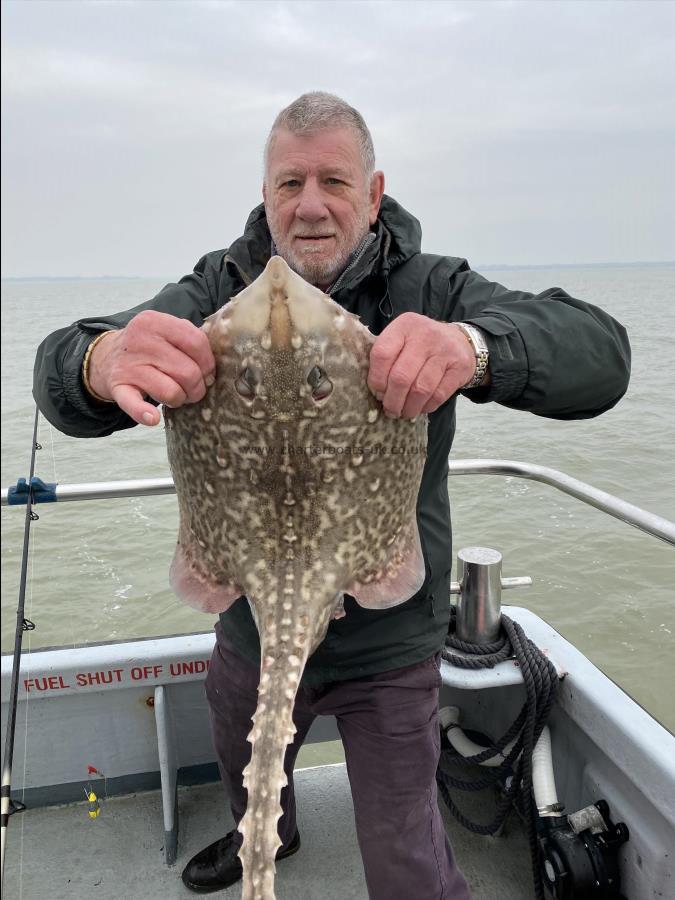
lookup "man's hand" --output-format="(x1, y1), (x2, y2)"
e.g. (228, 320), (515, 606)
(367, 313), (483, 419)
(87, 310), (216, 426)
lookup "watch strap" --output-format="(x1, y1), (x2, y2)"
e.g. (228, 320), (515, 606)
(454, 322), (489, 390)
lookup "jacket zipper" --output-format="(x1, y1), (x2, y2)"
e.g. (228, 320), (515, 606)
(327, 232), (377, 296)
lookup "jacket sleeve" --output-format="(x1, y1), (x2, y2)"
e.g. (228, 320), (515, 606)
(32, 252), (224, 438)
(442, 262), (631, 420)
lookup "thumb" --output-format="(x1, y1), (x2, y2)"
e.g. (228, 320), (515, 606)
(111, 384), (161, 426)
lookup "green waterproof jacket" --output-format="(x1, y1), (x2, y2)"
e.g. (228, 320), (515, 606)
(33, 195), (631, 684)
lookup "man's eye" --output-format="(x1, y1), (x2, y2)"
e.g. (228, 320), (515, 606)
(326, 178), (343, 186)
(282, 179), (300, 188)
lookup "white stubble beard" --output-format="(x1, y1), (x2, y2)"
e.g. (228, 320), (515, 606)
(268, 211), (370, 289)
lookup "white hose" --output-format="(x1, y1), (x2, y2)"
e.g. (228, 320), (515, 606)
(439, 706), (517, 768)
(532, 725), (560, 816)
(439, 709), (561, 817)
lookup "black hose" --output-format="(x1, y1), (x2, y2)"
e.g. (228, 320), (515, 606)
(437, 607), (559, 900)
(1, 407), (40, 886)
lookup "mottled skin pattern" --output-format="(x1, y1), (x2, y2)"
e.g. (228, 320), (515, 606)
(165, 257), (427, 900)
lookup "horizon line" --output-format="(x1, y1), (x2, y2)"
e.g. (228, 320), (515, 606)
(2, 260), (674, 282)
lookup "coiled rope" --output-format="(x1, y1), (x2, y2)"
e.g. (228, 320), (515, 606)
(436, 607), (559, 900)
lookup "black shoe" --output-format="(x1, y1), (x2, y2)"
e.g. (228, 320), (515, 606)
(181, 829), (301, 893)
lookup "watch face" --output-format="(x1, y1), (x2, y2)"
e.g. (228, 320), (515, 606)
(467, 325), (488, 351)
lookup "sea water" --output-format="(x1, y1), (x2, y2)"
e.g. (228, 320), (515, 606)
(1, 264), (674, 729)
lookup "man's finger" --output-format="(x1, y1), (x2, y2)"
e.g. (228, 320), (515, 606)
(111, 367), (190, 424)
(136, 367), (189, 409)
(167, 322), (216, 380)
(420, 368), (464, 414)
(367, 326), (406, 396)
(112, 384), (161, 426)
(153, 344), (209, 404)
(381, 345), (426, 418)
(400, 359), (445, 419)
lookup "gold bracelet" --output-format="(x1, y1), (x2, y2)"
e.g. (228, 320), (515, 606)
(82, 331), (116, 403)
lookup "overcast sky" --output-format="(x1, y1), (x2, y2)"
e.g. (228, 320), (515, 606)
(1, 0), (673, 278)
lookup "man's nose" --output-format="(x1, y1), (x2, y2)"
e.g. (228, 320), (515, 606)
(295, 180), (329, 223)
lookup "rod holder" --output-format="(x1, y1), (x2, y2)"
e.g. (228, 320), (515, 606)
(450, 548), (533, 644)
(454, 547), (503, 644)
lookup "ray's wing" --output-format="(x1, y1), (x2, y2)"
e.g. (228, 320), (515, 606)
(169, 541), (242, 614)
(346, 515), (426, 608)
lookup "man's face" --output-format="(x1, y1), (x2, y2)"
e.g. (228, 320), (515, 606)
(263, 126), (384, 289)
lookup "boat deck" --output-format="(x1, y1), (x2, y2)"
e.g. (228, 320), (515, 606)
(3, 763), (534, 900)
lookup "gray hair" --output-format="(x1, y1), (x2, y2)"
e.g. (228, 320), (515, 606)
(264, 92), (376, 180)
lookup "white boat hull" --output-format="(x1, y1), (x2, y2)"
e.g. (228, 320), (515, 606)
(2, 606), (673, 898)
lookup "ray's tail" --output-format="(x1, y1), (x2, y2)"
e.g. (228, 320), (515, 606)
(239, 642), (308, 900)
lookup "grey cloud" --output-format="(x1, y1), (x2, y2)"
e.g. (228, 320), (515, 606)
(1, 0), (673, 277)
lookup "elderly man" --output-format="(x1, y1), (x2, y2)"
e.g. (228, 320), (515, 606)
(34, 92), (630, 899)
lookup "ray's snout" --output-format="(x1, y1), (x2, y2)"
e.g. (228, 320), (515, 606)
(225, 254), (338, 348)
(265, 259), (293, 349)
(265, 255), (290, 288)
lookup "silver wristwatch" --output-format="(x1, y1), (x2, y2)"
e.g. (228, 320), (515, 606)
(454, 322), (489, 389)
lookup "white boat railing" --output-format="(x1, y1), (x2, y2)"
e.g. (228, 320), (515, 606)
(2, 459), (674, 546)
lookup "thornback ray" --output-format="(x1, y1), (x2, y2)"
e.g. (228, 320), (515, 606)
(164, 255), (427, 900)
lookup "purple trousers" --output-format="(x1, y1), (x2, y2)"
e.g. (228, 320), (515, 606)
(204, 624), (472, 900)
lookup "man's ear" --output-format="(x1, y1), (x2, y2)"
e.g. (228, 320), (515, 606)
(368, 171), (385, 225)
(262, 182), (268, 205)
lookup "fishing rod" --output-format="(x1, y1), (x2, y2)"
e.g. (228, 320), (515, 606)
(1, 406), (40, 888)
